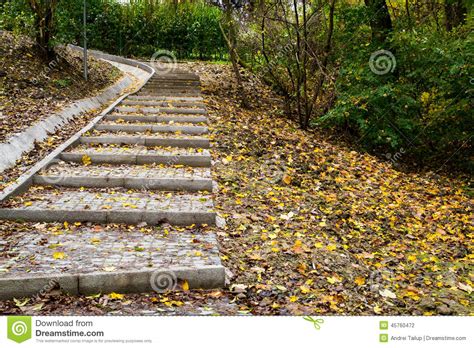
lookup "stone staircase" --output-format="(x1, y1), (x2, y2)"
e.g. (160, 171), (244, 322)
(0, 68), (225, 298)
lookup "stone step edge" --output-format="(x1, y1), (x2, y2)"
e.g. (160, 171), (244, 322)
(127, 95), (203, 101)
(0, 265), (225, 300)
(0, 73), (156, 202)
(121, 101), (206, 108)
(115, 107), (206, 115)
(33, 175), (213, 191)
(0, 208), (217, 226)
(60, 152), (211, 167)
(94, 124), (208, 135)
(137, 93), (202, 97)
(80, 136), (210, 148)
(105, 114), (208, 123)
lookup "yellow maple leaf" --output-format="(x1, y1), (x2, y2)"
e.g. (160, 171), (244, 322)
(90, 238), (101, 245)
(299, 285), (311, 294)
(53, 252), (65, 260)
(82, 154), (92, 166)
(109, 292), (124, 300)
(354, 276), (366, 286)
(327, 276), (340, 284)
(282, 174), (292, 185)
(374, 305), (383, 314)
(182, 280), (189, 291)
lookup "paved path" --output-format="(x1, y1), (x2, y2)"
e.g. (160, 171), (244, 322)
(0, 68), (225, 299)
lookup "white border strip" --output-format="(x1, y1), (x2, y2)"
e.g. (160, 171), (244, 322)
(0, 52), (155, 201)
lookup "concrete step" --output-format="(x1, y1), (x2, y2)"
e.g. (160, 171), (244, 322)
(120, 100), (206, 108)
(34, 163), (213, 191)
(146, 80), (201, 85)
(80, 135), (210, 148)
(149, 76), (199, 81)
(0, 188), (216, 225)
(127, 95), (203, 102)
(0, 226), (224, 299)
(141, 86), (201, 92)
(137, 91), (201, 97)
(105, 114), (208, 124)
(145, 86), (201, 92)
(94, 123), (208, 135)
(60, 145), (211, 167)
(114, 106), (206, 115)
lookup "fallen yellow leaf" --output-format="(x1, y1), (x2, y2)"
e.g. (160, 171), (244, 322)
(53, 252), (65, 260)
(109, 292), (124, 300)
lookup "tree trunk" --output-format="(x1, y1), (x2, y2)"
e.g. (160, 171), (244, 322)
(445, 0), (467, 31)
(364, 0), (392, 43)
(28, 0), (58, 60)
(220, 0), (250, 108)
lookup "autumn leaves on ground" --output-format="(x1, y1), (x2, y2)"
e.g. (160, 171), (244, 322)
(0, 62), (472, 316)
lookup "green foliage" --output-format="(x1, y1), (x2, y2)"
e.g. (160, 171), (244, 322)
(316, 5), (473, 170)
(63, 0), (225, 59)
(0, 0), (34, 34)
(53, 78), (72, 88)
(0, 0), (226, 60)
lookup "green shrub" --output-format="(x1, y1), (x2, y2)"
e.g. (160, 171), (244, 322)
(0, 0), (226, 60)
(317, 5), (473, 171)
(0, 0), (34, 35)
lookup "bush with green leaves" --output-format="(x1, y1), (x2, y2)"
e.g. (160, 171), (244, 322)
(0, 0), (34, 34)
(0, 0), (226, 60)
(316, 5), (473, 171)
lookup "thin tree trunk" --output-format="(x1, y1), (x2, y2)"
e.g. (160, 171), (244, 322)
(28, 0), (58, 60)
(220, 0), (249, 108)
(307, 0), (336, 124)
(445, 0), (467, 31)
(364, 0), (393, 43)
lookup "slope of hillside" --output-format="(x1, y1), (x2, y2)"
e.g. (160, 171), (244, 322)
(0, 31), (122, 142)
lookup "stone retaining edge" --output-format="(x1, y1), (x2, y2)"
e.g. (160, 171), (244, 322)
(0, 51), (155, 202)
(0, 265), (225, 300)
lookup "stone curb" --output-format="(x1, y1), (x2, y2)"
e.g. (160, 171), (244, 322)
(0, 76), (132, 173)
(0, 266), (225, 300)
(0, 54), (155, 202)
